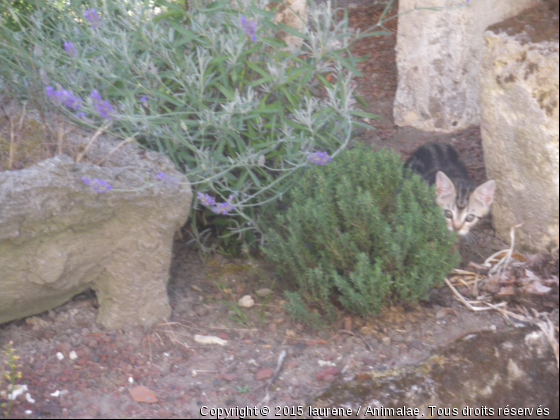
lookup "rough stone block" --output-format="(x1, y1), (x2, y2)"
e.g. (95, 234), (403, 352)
(0, 133), (192, 328)
(480, 2), (559, 252)
(394, 0), (539, 132)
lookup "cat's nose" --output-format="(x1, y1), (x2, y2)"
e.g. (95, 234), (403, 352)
(453, 222), (463, 232)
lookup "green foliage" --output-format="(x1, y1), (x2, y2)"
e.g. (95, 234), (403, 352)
(283, 291), (327, 330)
(237, 385), (250, 394)
(0, 0), (389, 253)
(0, 1), (37, 33)
(212, 278), (253, 327)
(263, 144), (460, 322)
(0, 341), (23, 419)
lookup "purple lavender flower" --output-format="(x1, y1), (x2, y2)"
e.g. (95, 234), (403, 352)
(94, 100), (115, 120)
(90, 89), (103, 102)
(84, 9), (101, 29)
(307, 151), (333, 166)
(64, 41), (77, 57)
(82, 177), (112, 194)
(140, 96), (148, 104)
(90, 89), (115, 120)
(211, 195), (236, 215)
(198, 192), (216, 207)
(46, 87), (82, 111)
(157, 172), (179, 186)
(240, 15), (258, 42)
(198, 193), (236, 215)
(92, 179), (112, 194)
(60, 89), (83, 110)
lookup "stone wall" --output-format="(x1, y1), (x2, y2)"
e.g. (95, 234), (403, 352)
(394, 0), (540, 133)
(480, 2), (559, 253)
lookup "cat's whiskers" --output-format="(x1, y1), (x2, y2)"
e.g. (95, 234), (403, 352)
(462, 230), (478, 246)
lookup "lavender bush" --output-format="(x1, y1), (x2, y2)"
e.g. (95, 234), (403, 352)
(0, 0), (390, 252)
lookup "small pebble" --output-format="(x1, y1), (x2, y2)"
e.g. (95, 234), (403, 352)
(238, 295), (255, 308)
(194, 335), (228, 346)
(255, 368), (274, 381)
(256, 288), (272, 297)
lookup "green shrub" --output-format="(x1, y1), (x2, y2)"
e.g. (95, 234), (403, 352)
(263, 144), (460, 321)
(0, 0), (391, 252)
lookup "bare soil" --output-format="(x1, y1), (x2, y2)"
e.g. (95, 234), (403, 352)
(1, 2), (558, 419)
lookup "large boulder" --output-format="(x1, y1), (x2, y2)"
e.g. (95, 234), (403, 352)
(309, 326), (559, 418)
(480, 2), (559, 253)
(0, 130), (192, 329)
(394, 0), (539, 132)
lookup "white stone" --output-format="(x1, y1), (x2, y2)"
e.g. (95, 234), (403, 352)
(194, 334), (228, 346)
(238, 295), (255, 308)
(8, 384), (28, 401)
(394, 0), (539, 132)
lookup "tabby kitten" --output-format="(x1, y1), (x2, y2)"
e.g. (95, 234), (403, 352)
(405, 143), (496, 237)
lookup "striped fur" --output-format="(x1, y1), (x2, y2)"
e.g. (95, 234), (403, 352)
(405, 143), (496, 236)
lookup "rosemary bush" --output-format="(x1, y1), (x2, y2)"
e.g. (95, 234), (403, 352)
(263, 144), (460, 322)
(0, 0), (383, 251)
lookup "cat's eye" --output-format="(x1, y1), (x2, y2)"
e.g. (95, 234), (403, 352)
(466, 214), (476, 222)
(444, 210), (453, 219)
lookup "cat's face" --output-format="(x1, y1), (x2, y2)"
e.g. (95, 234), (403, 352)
(435, 171), (496, 236)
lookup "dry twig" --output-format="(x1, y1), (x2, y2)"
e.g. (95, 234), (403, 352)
(258, 349), (287, 405)
(95, 135), (137, 166)
(334, 329), (373, 352)
(76, 122), (109, 163)
(446, 223), (559, 370)
(486, 223), (523, 275)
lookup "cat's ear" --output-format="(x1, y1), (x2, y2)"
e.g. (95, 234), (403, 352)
(473, 179), (496, 206)
(435, 171), (455, 198)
